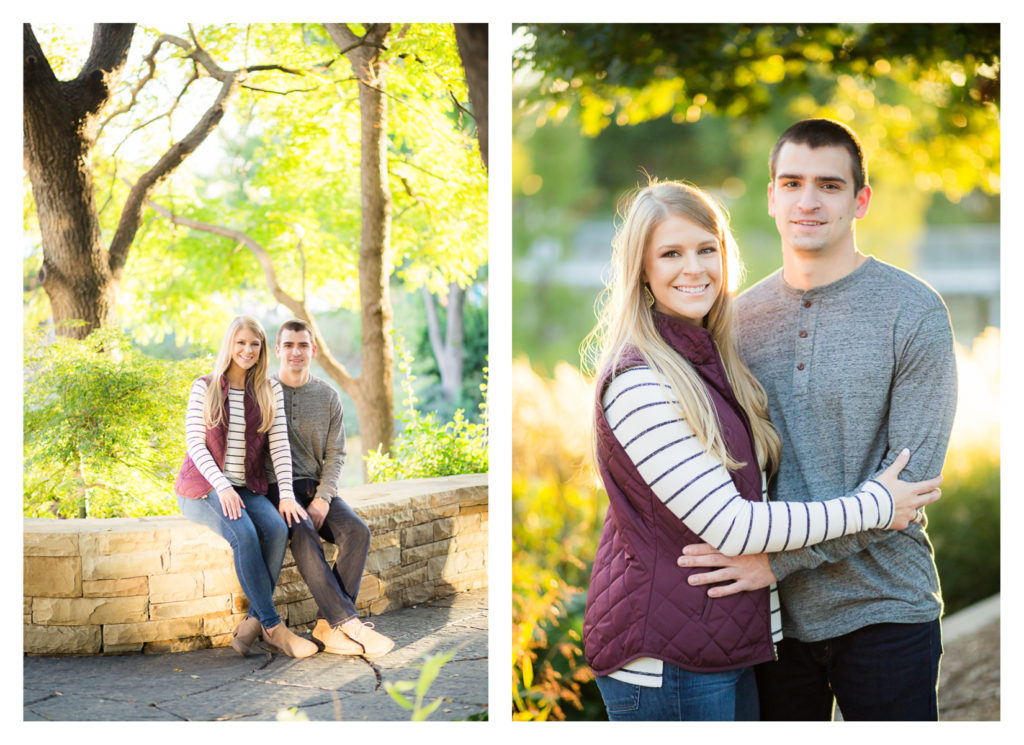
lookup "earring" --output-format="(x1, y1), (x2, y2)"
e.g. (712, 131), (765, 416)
(643, 284), (655, 307)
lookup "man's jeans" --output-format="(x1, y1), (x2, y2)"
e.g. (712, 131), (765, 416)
(755, 619), (943, 720)
(177, 488), (287, 628)
(595, 664), (758, 721)
(267, 479), (370, 627)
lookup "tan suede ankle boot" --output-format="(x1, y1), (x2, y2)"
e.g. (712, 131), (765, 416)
(262, 623), (318, 658)
(230, 616), (261, 656)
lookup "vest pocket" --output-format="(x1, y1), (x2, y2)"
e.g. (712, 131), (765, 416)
(700, 594), (714, 624)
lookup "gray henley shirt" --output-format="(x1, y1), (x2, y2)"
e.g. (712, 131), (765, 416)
(264, 373), (346, 503)
(735, 256), (957, 642)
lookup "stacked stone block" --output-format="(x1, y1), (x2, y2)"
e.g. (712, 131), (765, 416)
(24, 474), (487, 655)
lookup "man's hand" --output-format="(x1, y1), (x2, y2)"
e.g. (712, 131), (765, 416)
(306, 498), (328, 531)
(278, 498), (309, 528)
(677, 543), (777, 597)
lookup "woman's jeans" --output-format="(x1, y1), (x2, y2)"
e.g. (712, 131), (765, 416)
(595, 663), (759, 721)
(177, 488), (288, 629)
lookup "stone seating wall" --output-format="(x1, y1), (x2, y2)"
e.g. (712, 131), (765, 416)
(23, 474), (487, 655)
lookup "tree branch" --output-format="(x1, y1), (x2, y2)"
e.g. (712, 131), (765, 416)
(23, 25), (62, 110)
(98, 32), (163, 136)
(322, 23), (388, 56)
(448, 89), (475, 121)
(72, 24), (136, 118)
(107, 32), (341, 278)
(108, 67), (243, 278)
(240, 82), (322, 95)
(144, 198), (357, 390)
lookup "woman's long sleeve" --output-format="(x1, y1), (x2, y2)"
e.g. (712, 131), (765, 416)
(184, 379), (233, 495)
(603, 367), (894, 556)
(266, 380), (295, 501)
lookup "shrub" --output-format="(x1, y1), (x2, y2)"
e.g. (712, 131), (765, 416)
(23, 326), (210, 518)
(365, 342), (487, 481)
(926, 327), (1000, 614)
(511, 360), (605, 720)
(512, 477), (606, 721)
(927, 450), (999, 615)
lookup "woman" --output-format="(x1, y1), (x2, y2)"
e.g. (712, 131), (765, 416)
(580, 181), (942, 720)
(174, 315), (317, 658)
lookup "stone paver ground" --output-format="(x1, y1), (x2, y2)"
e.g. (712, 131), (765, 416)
(24, 589), (487, 722)
(938, 617), (999, 721)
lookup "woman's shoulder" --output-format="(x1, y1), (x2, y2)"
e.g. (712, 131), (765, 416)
(600, 344), (646, 379)
(603, 364), (659, 406)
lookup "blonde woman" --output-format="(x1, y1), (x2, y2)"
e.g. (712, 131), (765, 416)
(175, 315), (316, 658)
(580, 181), (942, 720)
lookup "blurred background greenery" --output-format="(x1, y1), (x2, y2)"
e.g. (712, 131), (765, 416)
(511, 23), (1000, 720)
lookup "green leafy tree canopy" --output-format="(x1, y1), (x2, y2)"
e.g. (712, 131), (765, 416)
(514, 23), (999, 200)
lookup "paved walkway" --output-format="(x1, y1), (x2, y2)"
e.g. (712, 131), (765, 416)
(24, 589), (487, 722)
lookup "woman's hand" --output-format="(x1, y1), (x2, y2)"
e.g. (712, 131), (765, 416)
(875, 448), (943, 530)
(219, 487), (245, 520)
(278, 498), (309, 527)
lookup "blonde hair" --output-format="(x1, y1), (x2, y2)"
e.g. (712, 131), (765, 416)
(581, 180), (781, 475)
(204, 315), (276, 434)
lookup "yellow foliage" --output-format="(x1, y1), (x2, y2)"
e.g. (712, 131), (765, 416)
(750, 54), (786, 84)
(511, 359), (595, 486)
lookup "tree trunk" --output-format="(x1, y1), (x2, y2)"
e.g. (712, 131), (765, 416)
(324, 23), (395, 459)
(24, 23), (134, 338)
(26, 24), (246, 339)
(454, 24), (488, 170)
(422, 283), (465, 405)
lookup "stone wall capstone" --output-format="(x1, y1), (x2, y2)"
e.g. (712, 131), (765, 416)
(24, 474), (487, 655)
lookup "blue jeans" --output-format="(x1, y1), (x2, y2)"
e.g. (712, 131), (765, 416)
(595, 663), (759, 721)
(755, 620), (943, 721)
(177, 488), (288, 629)
(268, 480), (370, 627)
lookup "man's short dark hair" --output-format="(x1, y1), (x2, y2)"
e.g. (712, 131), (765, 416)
(770, 118), (868, 195)
(276, 318), (314, 345)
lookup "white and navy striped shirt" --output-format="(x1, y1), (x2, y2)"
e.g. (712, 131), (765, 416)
(603, 366), (893, 687)
(185, 378), (295, 501)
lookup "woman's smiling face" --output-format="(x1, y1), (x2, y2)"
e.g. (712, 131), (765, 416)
(229, 326), (262, 374)
(642, 215), (723, 325)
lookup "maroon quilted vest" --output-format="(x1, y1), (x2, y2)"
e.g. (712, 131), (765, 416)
(583, 311), (775, 674)
(174, 374), (271, 499)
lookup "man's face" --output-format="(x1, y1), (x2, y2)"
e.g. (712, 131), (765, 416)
(276, 328), (316, 374)
(768, 142), (870, 257)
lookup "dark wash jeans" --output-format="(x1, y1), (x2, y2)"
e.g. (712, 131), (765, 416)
(267, 479), (370, 627)
(755, 619), (943, 721)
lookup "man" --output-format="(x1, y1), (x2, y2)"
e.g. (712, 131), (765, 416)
(265, 318), (394, 657)
(678, 119), (956, 720)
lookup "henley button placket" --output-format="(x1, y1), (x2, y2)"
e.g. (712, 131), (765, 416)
(794, 295), (815, 395)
